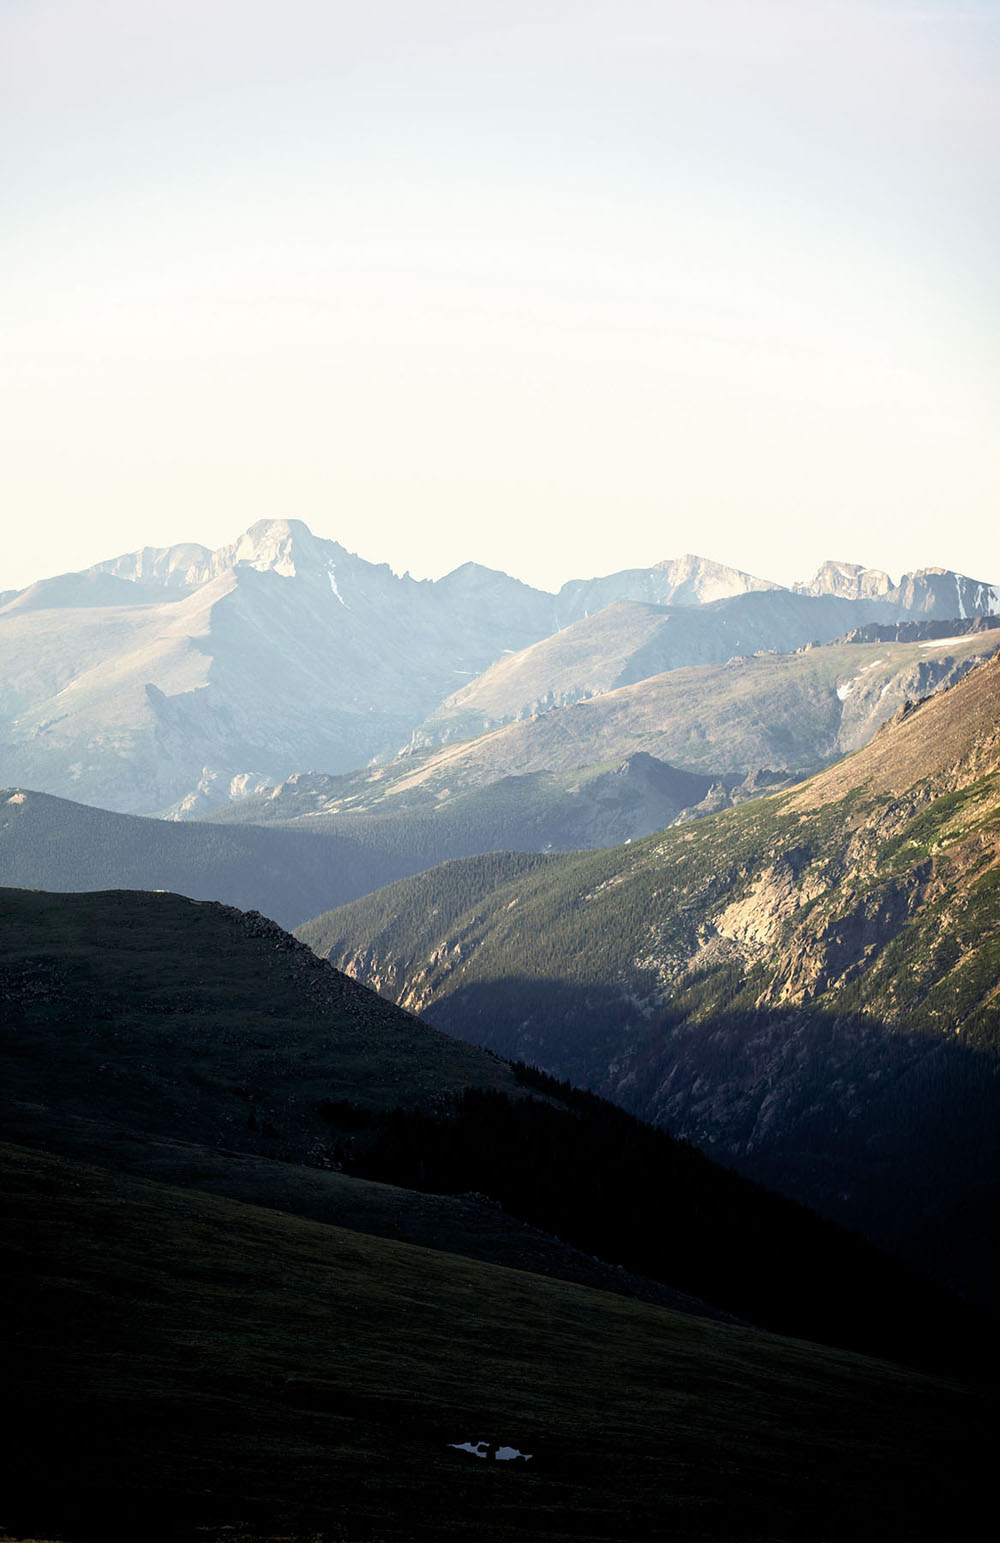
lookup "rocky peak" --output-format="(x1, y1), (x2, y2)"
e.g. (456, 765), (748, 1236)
(796, 561), (893, 601)
(796, 561), (999, 619)
(91, 541), (215, 590)
(648, 554), (782, 605)
(555, 554), (779, 623)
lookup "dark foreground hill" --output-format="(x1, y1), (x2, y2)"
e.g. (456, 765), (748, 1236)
(4, 1140), (993, 1543)
(0, 886), (978, 1370)
(303, 655), (1000, 1302)
(2, 885), (995, 1540)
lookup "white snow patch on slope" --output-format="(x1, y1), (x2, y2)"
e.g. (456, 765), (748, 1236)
(449, 1440), (533, 1462)
(327, 565), (349, 607)
(956, 574), (967, 620)
(451, 1441), (489, 1458)
(838, 658), (885, 699)
(919, 635), (975, 648)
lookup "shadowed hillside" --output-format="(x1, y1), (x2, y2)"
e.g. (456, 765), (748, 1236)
(303, 656), (1000, 1299)
(5, 1140), (992, 1543)
(0, 884), (978, 1368)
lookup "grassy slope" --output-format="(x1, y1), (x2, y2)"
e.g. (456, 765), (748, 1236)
(0, 886), (519, 1148)
(1, 884), (978, 1369)
(3, 1139), (992, 1543)
(0, 788), (457, 931)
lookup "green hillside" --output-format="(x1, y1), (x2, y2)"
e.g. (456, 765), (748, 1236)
(3, 1140), (992, 1543)
(0, 788), (447, 930)
(0, 885), (974, 1367)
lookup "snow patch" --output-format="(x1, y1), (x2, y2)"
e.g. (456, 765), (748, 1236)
(449, 1440), (533, 1462)
(837, 659), (884, 700)
(956, 573), (966, 620)
(919, 635), (976, 648)
(327, 565), (349, 607)
(450, 1441), (489, 1459)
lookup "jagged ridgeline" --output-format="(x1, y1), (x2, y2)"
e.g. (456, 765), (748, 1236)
(0, 885), (976, 1372)
(1, 517), (996, 819)
(301, 654), (1000, 1300)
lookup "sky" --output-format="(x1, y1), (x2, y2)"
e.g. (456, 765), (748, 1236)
(1, 0), (997, 594)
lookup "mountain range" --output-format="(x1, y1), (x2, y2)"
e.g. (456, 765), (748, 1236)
(6, 619), (998, 928)
(1, 517), (995, 815)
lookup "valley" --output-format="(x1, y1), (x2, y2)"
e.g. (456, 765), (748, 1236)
(304, 654), (1000, 1301)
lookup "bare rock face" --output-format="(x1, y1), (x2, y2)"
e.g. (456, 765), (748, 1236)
(795, 560), (999, 619)
(554, 554), (782, 623)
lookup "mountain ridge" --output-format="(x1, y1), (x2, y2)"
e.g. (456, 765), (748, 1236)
(302, 654), (1000, 1298)
(1, 516), (996, 816)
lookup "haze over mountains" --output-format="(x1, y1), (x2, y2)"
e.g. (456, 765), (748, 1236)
(1, 517), (996, 817)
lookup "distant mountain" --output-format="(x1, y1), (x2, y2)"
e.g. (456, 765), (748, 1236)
(796, 559), (999, 618)
(0, 751), (801, 931)
(413, 598), (1000, 750)
(387, 630), (1000, 793)
(210, 753), (774, 846)
(1, 518), (995, 815)
(0, 519), (554, 814)
(553, 552), (783, 621)
(303, 654), (1000, 1301)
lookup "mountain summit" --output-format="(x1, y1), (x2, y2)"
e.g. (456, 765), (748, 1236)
(795, 559), (998, 618)
(1, 519), (996, 814)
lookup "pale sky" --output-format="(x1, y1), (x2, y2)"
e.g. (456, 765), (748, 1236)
(2, 0), (997, 594)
